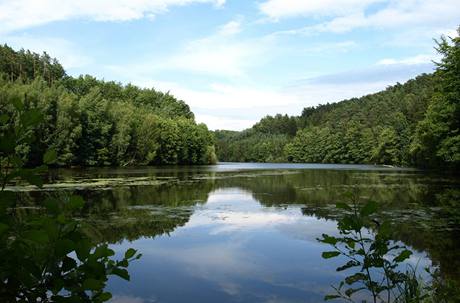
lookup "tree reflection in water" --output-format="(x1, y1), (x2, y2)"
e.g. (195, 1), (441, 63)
(4, 164), (460, 301)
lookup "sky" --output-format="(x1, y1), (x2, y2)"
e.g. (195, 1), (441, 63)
(0, 0), (459, 130)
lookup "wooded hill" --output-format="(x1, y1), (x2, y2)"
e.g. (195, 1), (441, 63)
(0, 44), (217, 167)
(215, 30), (459, 169)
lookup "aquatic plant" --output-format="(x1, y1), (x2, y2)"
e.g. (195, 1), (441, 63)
(0, 102), (140, 301)
(317, 191), (425, 303)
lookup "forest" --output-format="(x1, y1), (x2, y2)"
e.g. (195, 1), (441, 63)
(215, 31), (459, 169)
(1, 29), (459, 169)
(0, 45), (217, 167)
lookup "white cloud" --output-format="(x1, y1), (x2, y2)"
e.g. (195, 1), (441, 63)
(105, 57), (435, 131)
(103, 19), (273, 80)
(218, 19), (242, 36)
(304, 41), (357, 54)
(159, 21), (272, 78)
(380, 27), (458, 48)
(150, 82), (305, 129)
(329, 0), (459, 32)
(376, 54), (440, 66)
(146, 79), (402, 131)
(195, 115), (257, 131)
(259, 0), (382, 19)
(195, 211), (299, 234)
(269, 0), (460, 35)
(162, 37), (261, 77)
(0, 0), (225, 34)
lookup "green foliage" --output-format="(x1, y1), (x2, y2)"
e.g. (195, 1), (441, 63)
(0, 44), (215, 166)
(215, 129), (292, 163)
(317, 193), (426, 303)
(411, 29), (460, 169)
(285, 74), (436, 166)
(215, 29), (460, 168)
(0, 104), (141, 301)
(0, 44), (65, 83)
(253, 114), (298, 136)
(216, 73), (436, 166)
(214, 114), (298, 162)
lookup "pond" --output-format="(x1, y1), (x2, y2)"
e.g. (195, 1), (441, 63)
(14, 163), (460, 302)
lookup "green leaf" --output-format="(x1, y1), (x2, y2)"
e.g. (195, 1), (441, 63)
(21, 109), (42, 127)
(96, 292), (113, 302)
(378, 221), (392, 238)
(0, 190), (15, 202)
(43, 149), (57, 164)
(111, 268), (130, 280)
(345, 287), (365, 297)
(318, 234), (338, 245)
(124, 248), (137, 259)
(339, 216), (361, 232)
(76, 239), (92, 261)
(336, 202), (352, 211)
(346, 238), (355, 249)
(118, 259), (129, 267)
(360, 200), (378, 217)
(24, 230), (49, 244)
(44, 198), (60, 215)
(11, 97), (24, 110)
(68, 195), (84, 210)
(324, 294), (341, 300)
(322, 251), (341, 259)
(0, 223), (8, 235)
(345, 273), (367, 285)
(0, 114), (9, 124)
(93, 245), (115, 259)
(343, 192), (353, 200)
(82, 278), (104, 291)
(10, 155), (24, 167)
(0, 134), (16, 153)
(56, 239), (75, 257)
(62, 256), (77, 272)
(57, 214), (67, 224)
(50, 278), (64, 294)
(337, 260), (360, 271)
(393, 249), (412, 263)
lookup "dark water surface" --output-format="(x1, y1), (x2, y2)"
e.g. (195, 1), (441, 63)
(18, 163), (460, 302)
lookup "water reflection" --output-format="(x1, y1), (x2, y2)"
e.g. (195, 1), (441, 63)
(107, 189), (341, 302)
(14, 164), (460, 302)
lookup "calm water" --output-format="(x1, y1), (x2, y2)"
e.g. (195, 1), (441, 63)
(18, 163), (460, 302)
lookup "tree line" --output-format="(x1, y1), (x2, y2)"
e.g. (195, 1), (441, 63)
(0, 44), (217, 167)
(215, 29), (459, 169)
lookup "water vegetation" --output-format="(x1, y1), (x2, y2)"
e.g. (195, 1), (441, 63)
(0, 104), (141, 301)
(317, 191), (458, 302)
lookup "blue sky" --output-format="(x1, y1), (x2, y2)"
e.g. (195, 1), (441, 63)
(0, 0), (458, 130)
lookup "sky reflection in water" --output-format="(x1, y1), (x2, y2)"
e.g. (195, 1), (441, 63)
(109, 188), (342, 302)
(107, 186), (429, 303)
(35, 163), (456, 303)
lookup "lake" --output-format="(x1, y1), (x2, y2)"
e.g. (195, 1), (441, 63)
(15, 163), (460, 302)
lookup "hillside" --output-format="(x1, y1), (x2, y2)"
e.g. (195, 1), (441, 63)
(0, 44), (216, 167)
(215, 74), (435, 165)
(215, 29), (459, 169)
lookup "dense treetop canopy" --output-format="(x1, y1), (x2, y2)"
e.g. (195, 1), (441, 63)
(215, 28), (460, 169)
(0, 44), (216, 167)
